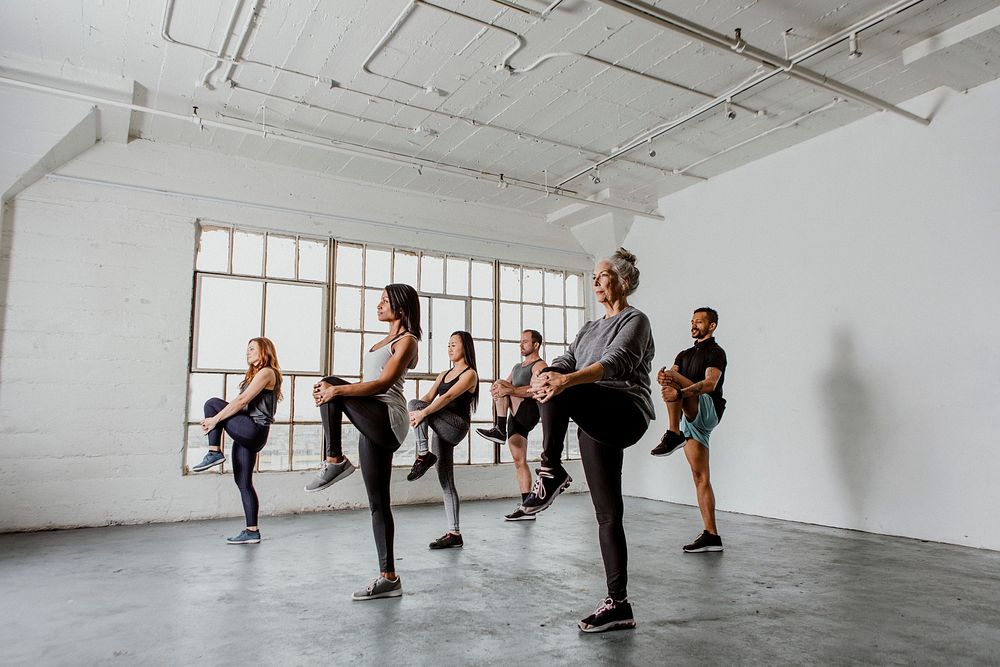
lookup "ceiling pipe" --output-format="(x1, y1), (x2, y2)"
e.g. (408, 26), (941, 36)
(361, 0), (526, 96)
(161, 0), (330, 83)
(198, 0), (244, 89)
(675, 97), (844, 176)
(509, 51), (760, 115)
(215, 0), (264, 90)
(558, 0), (931, 185)
(0, 75), (662, 221)
(160, 0), (713, 180)
(594, 0), (929, 125)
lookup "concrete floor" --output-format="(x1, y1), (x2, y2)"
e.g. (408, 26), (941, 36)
(1, 495), (998, 666)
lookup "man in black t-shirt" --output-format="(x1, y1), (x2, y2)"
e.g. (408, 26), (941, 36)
(651, 307), (728, 553)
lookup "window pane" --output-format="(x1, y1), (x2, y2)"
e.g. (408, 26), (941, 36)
(527, 428), (544, 461)
(415, 296), (430, 374)
(333, 332), (362, 376)
(544, 344), (566, 361)
(265, 235), (295, 279)
(445, 257), (469, 296)
(471, 260), (493, 298)
(474, 381), (493, 420)
(258, 425), (289, 471)
(420, 255), (444, 293)
(364, 288), (389, 332)
(365, 247), (392, 287)
(470, 436), (493, 464)
(566, 426), (579, 459)
(566, 273), (584, 307)
(454, 438), (471, 465)
(471, 300), (493, 339)
(335, 286), (362, 330)
(566, 308), (585, 343)
(292, 424), (323, 470)
(522, 268), (542, 303)
(274, 382), (291, 422)
(394, 250), (418, 287)
(293, 376), (322, 421)
(500, 342), (520, 376)
(187, 373), (224, 422)
(544, 271), (565, 305)
(523, 304), (542, 336)
(196, 227), (230, 272)
(232, 230), (264, 276)
(475, 342), (494, 381)
(430, 298), (467, 367)
(298, 238), (328, 282)
(195, 277), (262, 369)
(544, 307), (564, 343)
(336, 243), (363, 285)
(225, 374), (244, 401)
(499, 264), (520, 300)
(340, 424), (361, 465)
(264, 283), (324, 372)
(499, 302), (520, 340)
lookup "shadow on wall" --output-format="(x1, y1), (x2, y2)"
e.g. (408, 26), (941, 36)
(820, 327), (881, 531)
(0, 203), (11, 385)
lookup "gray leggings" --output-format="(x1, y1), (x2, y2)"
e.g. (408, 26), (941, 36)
(408, 399), (470, 533)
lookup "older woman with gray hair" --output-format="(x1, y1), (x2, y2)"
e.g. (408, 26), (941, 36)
(524, 247), (655, 633)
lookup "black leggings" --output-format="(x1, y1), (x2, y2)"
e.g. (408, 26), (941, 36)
(204, 398), (269, 526)
(319, 376), (401, 573)
(538, 383), (649, 600)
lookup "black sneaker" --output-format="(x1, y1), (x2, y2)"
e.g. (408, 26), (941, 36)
(475, 426), (506, 444)
(683, 530), (724, 553)
(504, 507), (536, 522)
(520, 467), (571, 515)
(578, 597), (636, 633)
(429, 532), (464, 549)
(406, 452), (438, 482)
(650, 430), (686, 457)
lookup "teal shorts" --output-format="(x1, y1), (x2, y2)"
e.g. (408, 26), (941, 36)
(681, 394), (719, 448)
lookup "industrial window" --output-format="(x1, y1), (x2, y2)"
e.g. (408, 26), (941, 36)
(185, 223), (587, 474)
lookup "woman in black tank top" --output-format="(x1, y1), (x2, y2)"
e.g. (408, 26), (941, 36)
(191, 337), (283, 545)
(405, 331), (479, 550)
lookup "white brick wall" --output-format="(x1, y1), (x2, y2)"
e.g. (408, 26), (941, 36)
(0, 156), (590, 531)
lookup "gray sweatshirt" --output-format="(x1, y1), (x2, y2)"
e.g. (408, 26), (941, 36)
(550, 306), (655, 422)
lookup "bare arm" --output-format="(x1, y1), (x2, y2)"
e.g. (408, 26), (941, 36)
(419, 372), (446, 404)
(411, 370), (479, 426)
(679, 367), (721, 400)
(202, 368), (275, 433)
(314, 336), (417, 404)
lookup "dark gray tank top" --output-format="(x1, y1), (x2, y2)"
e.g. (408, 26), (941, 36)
(243, 383), (278, 425)
(510, 359), (543, 387)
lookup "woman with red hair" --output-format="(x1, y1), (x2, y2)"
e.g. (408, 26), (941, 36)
(192, 337), (283, 545)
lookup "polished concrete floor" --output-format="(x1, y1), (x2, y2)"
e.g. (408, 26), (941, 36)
(1, 495), (998, 666)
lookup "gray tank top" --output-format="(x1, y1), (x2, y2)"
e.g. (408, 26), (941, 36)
(510, 358), (543, 387)
(363, 332), (418, 443)
(243, 383), (278, 426)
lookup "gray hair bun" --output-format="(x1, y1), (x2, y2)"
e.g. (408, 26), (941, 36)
(609, 247), (640, 295)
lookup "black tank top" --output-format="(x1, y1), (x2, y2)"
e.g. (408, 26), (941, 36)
(437, 366), (475, 421)
(242, 382), (278, 425)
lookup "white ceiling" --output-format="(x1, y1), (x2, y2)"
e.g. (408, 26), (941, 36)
(1, 0), (999, 220)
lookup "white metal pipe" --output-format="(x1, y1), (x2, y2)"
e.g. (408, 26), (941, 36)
(0, 75), (662, 220)
(161, 0), (328, 83)
(558, 0), (931, 185)
(361, 0), (526, 95)
(675, 98), (843, 175)
(596, 0), (929, 124)
(217, 0), (263, 89)
(510, 51), (760, 115)
(199, 0), (244, 89)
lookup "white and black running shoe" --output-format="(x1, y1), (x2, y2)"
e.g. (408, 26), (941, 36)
(520, 467), (571, 515)
(578, 597), (636, 633)
(683, 530), (724, 553)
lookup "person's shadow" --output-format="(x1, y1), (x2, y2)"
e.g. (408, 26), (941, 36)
(820, 327), (879, 528)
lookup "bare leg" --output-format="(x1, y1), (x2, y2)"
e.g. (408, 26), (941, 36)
(684, 439), (717, 534)
(664, 372), (700, 431)
(507, 434), (531, 494)
(494, 395), (510, 419)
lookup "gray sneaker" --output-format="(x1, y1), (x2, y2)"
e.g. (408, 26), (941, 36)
(304, 459), (356, 492)
(352, 575), (403, 601)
